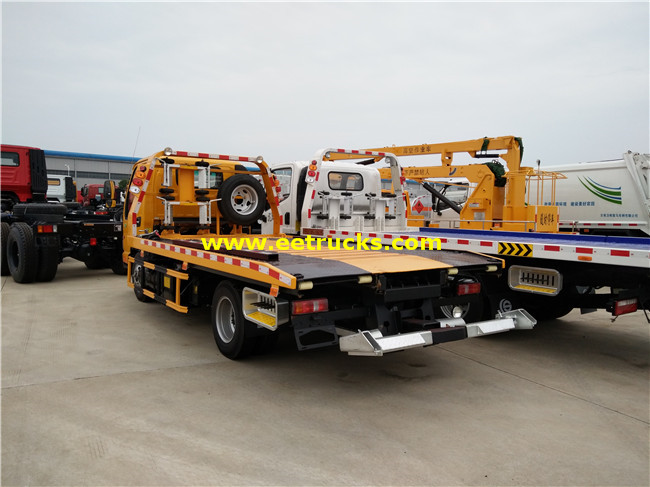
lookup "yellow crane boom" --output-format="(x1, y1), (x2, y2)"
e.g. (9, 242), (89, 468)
(327, 136), (559, 232)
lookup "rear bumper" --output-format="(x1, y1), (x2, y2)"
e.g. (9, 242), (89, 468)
(338, 309), (536, 356)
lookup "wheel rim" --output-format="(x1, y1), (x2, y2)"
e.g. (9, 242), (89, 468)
(440, 303), (470, 319)
(230, 185), (259, 216)
(215, 296), (236, 343)
(132, 264), (143, 287)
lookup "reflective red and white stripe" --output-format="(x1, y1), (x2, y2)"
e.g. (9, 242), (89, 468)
(332, 149), (387, 157)
(169, 150), (261, 163)
(130, 157), (158, 237)
(140, 239), (294, 287)
(560, 221), (643, 229)
(321, 229), (650, 268)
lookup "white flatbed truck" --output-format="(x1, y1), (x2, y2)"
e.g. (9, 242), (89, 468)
(265, 145), (649, 322)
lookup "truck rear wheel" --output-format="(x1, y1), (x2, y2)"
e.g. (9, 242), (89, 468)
(217, 175), (266, 226)
(36, 241), (59, 282)
(211, 281), (255, 359)
(131, 261), (152, 302)
(111, 255), (127, 275)
(1, 222), (10, 275)
(84, 253), (106, 270)
(6, 222), (38, 283)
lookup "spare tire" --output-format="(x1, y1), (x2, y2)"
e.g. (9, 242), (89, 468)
(12, 203), (67, 224)
(12, 202), (67, 217)
(217, 175), (266, 226)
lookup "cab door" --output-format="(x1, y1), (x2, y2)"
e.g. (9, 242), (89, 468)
(271, 165), (298, 235)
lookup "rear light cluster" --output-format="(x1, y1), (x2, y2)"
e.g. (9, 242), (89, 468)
(291, 298), (328, 315)
(36, 225), (56, 233)
(614, 298), (637, 316)
(305, 161), (319, 183)
(457, 282), (481, 296)
(131, 165), (148, 187)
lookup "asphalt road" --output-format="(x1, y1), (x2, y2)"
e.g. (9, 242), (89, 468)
(2, 260), (648, 486)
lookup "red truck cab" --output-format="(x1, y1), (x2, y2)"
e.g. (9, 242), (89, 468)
(1, 144), (49, 211)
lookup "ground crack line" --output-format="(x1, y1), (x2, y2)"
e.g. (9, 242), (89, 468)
(438, 346), (649, 425)
(1, 361), (222, 391)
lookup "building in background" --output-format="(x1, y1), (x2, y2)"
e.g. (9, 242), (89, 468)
(44, 150), (140, 187)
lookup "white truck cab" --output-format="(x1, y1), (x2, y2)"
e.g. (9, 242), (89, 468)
(262, 149), (407, 235)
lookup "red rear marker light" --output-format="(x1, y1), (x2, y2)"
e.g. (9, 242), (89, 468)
(614, 298), (637, 316)
(291, 298), (329, 315)
(139, 165), (147, 172)
(457, 282), (481, 296)
(90, 238), (97, 246)
(37, 225), (55, 233)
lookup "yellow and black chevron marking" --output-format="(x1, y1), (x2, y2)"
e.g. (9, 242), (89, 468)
(498, 242), (533, 257)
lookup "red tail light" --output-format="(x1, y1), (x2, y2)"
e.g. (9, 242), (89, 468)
(37, 225), (55, 233)
(291, 298), (328, 315)
(90, 238), (97, 246)
(614, 298), (637, 316)
(457, 282), (481, 296)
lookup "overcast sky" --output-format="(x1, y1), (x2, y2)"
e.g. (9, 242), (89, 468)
(2, 1), (648, 168)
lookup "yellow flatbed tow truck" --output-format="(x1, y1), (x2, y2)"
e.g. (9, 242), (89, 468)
(122, 148), (534, 359)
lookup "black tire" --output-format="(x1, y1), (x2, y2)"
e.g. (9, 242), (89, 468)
(12, 203), (66, 225)
(111, 255), (128, 275)
(84, 253), (106, 270)
(6, 222), (38, 283)
(211, 281), (256, 359)
(36, 241), (59, 282)
(131, 261), (152, 302)
(217, 175), (266, 226)
(1, 222), (10, 276)
(12, 202), (67, 217)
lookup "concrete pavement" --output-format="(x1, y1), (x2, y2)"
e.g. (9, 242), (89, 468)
(2, 260), (649, 486)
